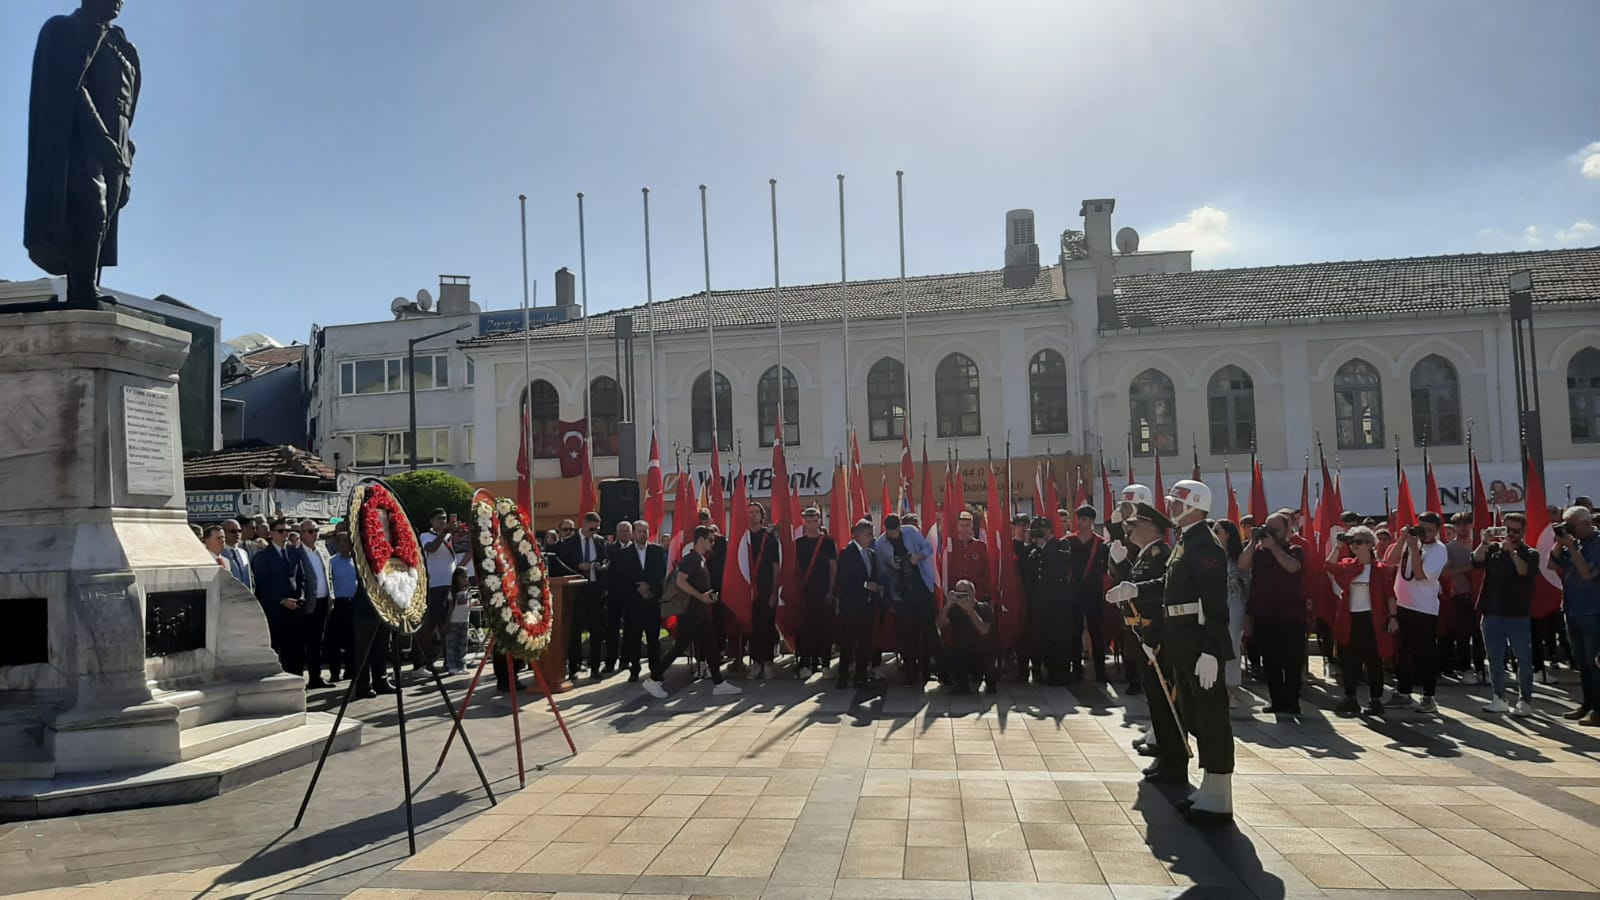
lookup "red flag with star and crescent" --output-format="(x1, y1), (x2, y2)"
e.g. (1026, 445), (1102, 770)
(558, 419), (588, 479)
(643, 430), (665, 540)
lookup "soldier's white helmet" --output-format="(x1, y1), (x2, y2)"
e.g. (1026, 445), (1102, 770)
(1120, 484), (1153, 506)
(1166, 480), (1213, 521)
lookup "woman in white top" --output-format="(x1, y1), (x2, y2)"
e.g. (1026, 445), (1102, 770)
(1212, 520), (1251, 691)
(1326, 526), (1395, 717)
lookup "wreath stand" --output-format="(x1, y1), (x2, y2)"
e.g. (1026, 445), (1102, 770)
(292, 623), (498, 855)
(434, 636), (576, 788)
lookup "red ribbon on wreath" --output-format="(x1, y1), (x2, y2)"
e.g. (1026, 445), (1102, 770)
(360, 484), (421, 573)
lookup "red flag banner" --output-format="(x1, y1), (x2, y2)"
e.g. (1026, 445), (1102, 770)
(578, 439), (597, 518)
(1424, 457), (1443, 516)
(850, 432), (869, 525)
(1225, 465), (1240, 524)
(829, 462), (849, 550)
(771, 422), (800, 637)
(722, 464), (753, 630)
(1525, 462), (1564, 618)
(643, 431), (665, 540)
(1394, 471), (1418, 531)
(1249, 459), (1269, 524)
(880, 473), (893, 525)
(899, 432), (916, 515)
(557, 419), (588, 479)
(1100, 457), (1115, 521)
(919, 445), (936, 533)
(1153, 455), (1167, 516)
(985, 465), (1004, 589)
(515, 405), (534, 530)
(709, 444), (727, 534)
(1045, 461), (1063, 538)
(1470, 451), (1492, 546)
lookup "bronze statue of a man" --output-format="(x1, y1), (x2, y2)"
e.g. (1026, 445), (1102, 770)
(24, 0), (141, 307)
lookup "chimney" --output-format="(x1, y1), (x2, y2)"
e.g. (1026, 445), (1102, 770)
(555, 267), (576, 308)
(1002, 209), (1040, 288)
(1078, 199), (1118, 329)
(438, 274), (471, 315)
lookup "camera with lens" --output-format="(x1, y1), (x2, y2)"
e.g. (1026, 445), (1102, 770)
(1336, 532), (1354, 544)
(1553, 523), (1569, 539)
(1251, 527), (1269, 542)
(1404, 525), (1425, 538)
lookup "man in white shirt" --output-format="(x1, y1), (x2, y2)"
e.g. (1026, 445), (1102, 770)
(1385, 511), (1448, 712)
(416, 508), (457, 669)
(297, 520), (336, 688)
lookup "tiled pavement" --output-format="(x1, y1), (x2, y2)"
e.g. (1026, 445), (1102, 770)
(8, 658), (1600, 899)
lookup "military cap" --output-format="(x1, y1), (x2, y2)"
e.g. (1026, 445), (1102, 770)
(1126, 502), (1173, 531)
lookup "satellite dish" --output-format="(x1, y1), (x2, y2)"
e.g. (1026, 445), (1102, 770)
(416, 288), (434, 311)
(391, 296), (409, 314)
(1116, 227), (1140, 255)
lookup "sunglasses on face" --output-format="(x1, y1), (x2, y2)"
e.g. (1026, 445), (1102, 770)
(273, 528), (289, 534)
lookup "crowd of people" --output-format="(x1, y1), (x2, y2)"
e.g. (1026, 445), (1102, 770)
(195, 509), (476, 697)
(526, 492), (1599, 732)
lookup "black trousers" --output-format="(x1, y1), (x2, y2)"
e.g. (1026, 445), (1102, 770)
(795, 589), (833, 670)
(837, 601), (876, 683)
(1394, 606), (1440, 696)
(1531, 611), (1569, 671)
(280, 599), (330, 678)
(895, 596), (938, 683)
(412, 585), (452, 668)
(324, 597), (355, 680)
(567, 589), (606, 677)
(1144, 646), (1189, 774)
(350, 594), (391, 693)
(602, 591), (628, 668)
(652, 600), (723, 683)
(1338, 612), (1384, 701)
(1070, 596), (1108, 678)
(1168, 641), (1234, 775)
(1255, 618), (1306, 711)
(946, 640), (994, 691)
(1441, 594), (1484, 675)
(1122, 618), (1148, 687)
(621, 597), (662, 676)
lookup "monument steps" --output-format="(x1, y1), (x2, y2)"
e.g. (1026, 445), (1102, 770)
(0, 709), (54, 780)
(0, 711), (360, 821)
(178, 712), (305, 760)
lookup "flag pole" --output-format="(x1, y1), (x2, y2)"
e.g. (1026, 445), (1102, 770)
(838, 173), (850, 428)
(896, 170), (910, 442)
(699, 184), (719, 452)
(641, 188), (658, 432)
(577, 192), (593, 477)
(1004, 431), (1013, 516)
(769, 178), (785, 441)
(518, 194), (535, 511)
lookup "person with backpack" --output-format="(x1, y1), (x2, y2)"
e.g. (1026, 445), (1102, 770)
(642, 526), (742, 698)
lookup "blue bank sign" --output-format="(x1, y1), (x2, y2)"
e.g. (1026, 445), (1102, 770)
(478, 308), (571, 336)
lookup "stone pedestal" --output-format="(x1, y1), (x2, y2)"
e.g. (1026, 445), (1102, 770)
(0, 310), (317, 798)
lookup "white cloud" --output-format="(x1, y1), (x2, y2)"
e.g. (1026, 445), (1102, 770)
(1143, 206), (1235, 264)
(1524, 225), (1542, 245)
(1556, 220), (1597, 243)
(1580, 142), (1600, 179)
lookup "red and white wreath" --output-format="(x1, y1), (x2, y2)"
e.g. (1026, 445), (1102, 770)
(470, 490), (551, 660)
(351, 482), (428, 633)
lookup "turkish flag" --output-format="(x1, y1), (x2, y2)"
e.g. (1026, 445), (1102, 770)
(1525, 461), (1564, 618)
(558, 419), (588, 478)
(644, 430), (665, 540)
(1224, 464), (1240, 524)
(722, 463), (753, 630)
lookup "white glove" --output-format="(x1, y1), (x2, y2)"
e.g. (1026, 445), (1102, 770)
(1108, 540), (1129, 565)
(1105, 582), (1137, 606)
(1195, 653), (1219, 690)
(1142, 643), (1158, 662)
(1110, 504), (1126, 525)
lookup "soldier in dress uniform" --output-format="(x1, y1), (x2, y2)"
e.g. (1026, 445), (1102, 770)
(1110, 480), (1235, 824)
(1108, 485), (1156, 696)
(1020, 515), (1075, 684)
(1108, 500), (1182, 775)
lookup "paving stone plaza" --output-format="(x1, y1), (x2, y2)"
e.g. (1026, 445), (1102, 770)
(6, 662), (1600, 900)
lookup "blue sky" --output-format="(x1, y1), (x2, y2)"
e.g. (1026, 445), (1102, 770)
(3, 1), (1597, 342)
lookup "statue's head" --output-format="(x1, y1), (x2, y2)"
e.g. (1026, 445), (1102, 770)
(82, 0), (123, 23)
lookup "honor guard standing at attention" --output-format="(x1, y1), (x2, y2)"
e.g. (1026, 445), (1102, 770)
(1111, 480), (1235, 824)
(1108, 485), (1156, 696)
(1108, 498), (1180, 771)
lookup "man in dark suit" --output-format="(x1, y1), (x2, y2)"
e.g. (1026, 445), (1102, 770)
(612, 518), (668, 682)
(600, 521), (636, 674)
(250, 517), (306, 669)
(556, 511), (609, 680)
(836, 519), (886, 689)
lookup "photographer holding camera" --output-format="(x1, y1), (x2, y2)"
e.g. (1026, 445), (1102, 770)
(1326, 526), (1394, 716)
(1383, 511), (1448, 713)
(1239, 513), (1306, 715)
(1472, 513), (1539, 717)
(935, 578), (994, 694)
(1550, 506), (1600, 726)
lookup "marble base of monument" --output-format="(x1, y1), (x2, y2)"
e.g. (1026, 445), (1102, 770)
(0, 310), (359, 819)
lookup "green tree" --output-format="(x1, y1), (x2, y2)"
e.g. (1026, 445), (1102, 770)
(385, 469), (473, 527)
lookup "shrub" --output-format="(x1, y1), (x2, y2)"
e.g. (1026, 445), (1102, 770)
(384, 469), (472, 525)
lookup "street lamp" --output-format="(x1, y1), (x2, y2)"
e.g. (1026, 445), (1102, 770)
(1507, 270), (1544, 489)
(409, 322), (472, 471)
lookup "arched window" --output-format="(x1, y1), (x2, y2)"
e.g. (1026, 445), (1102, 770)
(866, 357), (906, 442)
(1028, 349), (1070, 435)
(1409, 354), (1461, 446)
(1130, 368), (1176, 457)
(1334, 358), (1384, 450)
(589, 376), (621, 457)
(521, 379), (560, 459)
(758, 366), (800, 447)
(1207, 366), (1255, 454)
(1570, 347), (1600, 444)
(936, 353), (981, 438)
(692, 371), (733, 453)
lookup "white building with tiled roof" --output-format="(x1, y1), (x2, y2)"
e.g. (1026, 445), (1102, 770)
(461, 200), (1600, 521)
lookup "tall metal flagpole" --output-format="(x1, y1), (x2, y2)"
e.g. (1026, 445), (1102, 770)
(838, 174), (850, 427)
(896, 170), (910, 439)
(770, 179), (785, 434)
(578, 192), (592, 469)
(700, 185), (718, 452)
(642, 188), (658, 431)
(518, 195), (535, 508)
